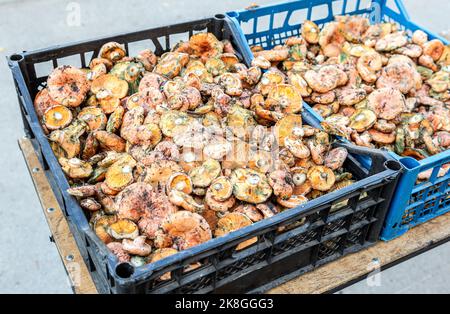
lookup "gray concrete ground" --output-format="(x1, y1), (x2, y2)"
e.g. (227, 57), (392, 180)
(0, 0), (449, 294)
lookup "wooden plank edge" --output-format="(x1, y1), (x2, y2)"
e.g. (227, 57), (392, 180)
(18, 138), (98, 294)
(269, 211), (450, 294)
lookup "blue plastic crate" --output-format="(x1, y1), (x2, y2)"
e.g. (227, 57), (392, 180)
(227, 0), (450, 240)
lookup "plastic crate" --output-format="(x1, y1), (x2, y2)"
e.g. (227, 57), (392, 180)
(226, 0), (450, 241)
(9, 15), (401, 293)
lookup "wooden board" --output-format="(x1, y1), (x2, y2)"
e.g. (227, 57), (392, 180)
(18, 137), (450, 295)
(19, 138), (98, 294)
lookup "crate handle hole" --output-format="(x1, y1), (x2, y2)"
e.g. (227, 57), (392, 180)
(384, 160), (402, 171)
(115, 263), (135, 279)
(10, 54), (24, 62)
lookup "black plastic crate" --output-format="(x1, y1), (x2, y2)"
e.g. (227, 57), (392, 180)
(9, 16), (401, 294)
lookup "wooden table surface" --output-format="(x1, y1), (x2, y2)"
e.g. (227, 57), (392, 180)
(19, 138), (450, 294)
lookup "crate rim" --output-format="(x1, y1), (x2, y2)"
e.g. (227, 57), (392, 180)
(8, 15), (232, 63)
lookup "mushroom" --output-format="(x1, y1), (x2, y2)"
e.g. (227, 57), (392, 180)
(285, 136), (311, 159)
(104, 154), (136, 192)
(80, 198), (102, 211)
(59, 157), (93, 179)
(256, 203), (279, 219)
(204, 191), (235, 213)
(95, 215), (118, 244)
(47, 66), (90, 107)
(49, 119), (86, 158)
(268, 170), (294, 200)
(154, 211), (212, 250)
(107, 242), (131, 263)
(304, 65), (348, 93)
(206, 177), (233, 202)
(189, 159), (221, 188)
(166, 172), (193, 195)
(234, 204), (264, 222)
(108, 219), (139, 240)
(122, 236), (152, 257)
(91, 74), (128, 100)
(203, 136), (232, 161)
(253, 48), (289, 62)
(324, 148), (349, 171)
(148, 248), (178, 280)
(275, 114), (304, 147)
(168, 190), (205, 213)
(136, 49), (158, 71)
(367, 88), (406, 120)
(154, 52), (189, 79)
(90, 57), (113, 71)
(67, 184), (98, 198)
(159, 110), (194, 138)
(215, 212), (257, 250)
(368, 129), (396, 145)
(257, 69), (286, 96)
(277, 195), (308, 209)
(265, 83), (303, 116)
(106, 105), (125, 133)
(173, 121), (211, 149)
(138, 159), (183, 188)
(302, 20), (320, 44)
(43, 105), (73, 130)
(230, 168), (272, 204)
(77, 106), (107, 131)
(251, 56), (271, 69)
(34, 88), (59, 121)
(189, 32), (223, 60)
(218, 73), (243, 96)
(99, 42), (126, 63)
(349, 109), (377, 132)
(94, 130), (126, 152)
(307, 166), (336, 192)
